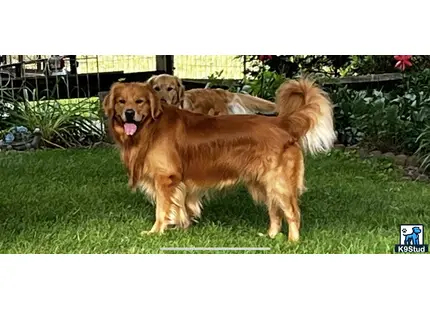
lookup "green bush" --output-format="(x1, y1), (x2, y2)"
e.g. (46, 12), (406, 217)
(1, 87), (104, 148)
(242, 70), (287, 101)
(330, 80), (430, 154)
(330, 86), (367, 146)
(206, 68), (287, 101)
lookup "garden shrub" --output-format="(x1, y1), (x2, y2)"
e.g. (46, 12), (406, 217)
(242, 70), (287, 101)
(1, 86), (104, 148)
(207, 66), (287, 101)
(331, 85), (430, 154)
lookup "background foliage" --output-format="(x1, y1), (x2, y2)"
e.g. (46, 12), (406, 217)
(209, 56), (430, 171)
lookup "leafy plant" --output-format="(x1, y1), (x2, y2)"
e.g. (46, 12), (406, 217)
(416, 125), (430, 173)
(400, 68), (430, 94)
(205, 70), (241, 93)
(330, 80), (430, 154)
(206, 64), (287, 101)
(3, 87), (103, 148)
(242, 70), (286, 101)
(329, 86), (368, 145)
(357, 90), (411, 153)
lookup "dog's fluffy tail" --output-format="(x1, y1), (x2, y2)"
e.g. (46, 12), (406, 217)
(275, 78), (336, 155)
(235, 93), (277, 113)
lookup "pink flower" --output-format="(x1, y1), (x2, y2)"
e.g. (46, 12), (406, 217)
(394, 55), (412, 71)
(258, 55), (273, 61)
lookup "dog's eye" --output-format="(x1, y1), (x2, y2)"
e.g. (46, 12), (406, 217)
(167, 87), (174, 91)
(135, 99), (143, 104)
(154, 86), (160, 91)
(118, 99), (126, 104)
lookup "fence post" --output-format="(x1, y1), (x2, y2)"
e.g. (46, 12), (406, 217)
(242, 55), (247, 79)
(17, 55), (24, 78)
(155, 55), (174, 75)
(69, 55), (78, 75)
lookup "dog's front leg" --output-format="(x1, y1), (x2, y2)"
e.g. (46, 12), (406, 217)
(144, 174), (187, 235)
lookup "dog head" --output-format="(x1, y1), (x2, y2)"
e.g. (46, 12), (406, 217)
(103, 82), (162, 137)
(412, 227), (422, 234)
(147, 74), (185, 108)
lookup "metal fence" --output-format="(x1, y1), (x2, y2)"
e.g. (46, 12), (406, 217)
(73, 55), (245, 79)
(72, 55), (245, 79)
(74, 55), (245, 79)
(173, 55), (245, 79)
(0, 55), (248, 101)
(75, 55), (157, 74)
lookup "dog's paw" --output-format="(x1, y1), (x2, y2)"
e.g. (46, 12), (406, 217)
(140, 230), (165, 236)
(141, 224), (166, 236)
(268, 227), (282, 239)
(140, 230), (155, 236)
(258, 231), (279, 239)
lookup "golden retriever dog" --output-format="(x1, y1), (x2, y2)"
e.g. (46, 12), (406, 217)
(103, 78), (335, 242)
(147, 73), (277, 116)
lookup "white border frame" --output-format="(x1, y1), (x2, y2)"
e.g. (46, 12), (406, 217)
(2, 1), (429, 309)
(1, 254), (429, 310)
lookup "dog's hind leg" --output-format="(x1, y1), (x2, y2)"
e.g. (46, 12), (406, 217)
(297, 155), (307, 196)
(282, 193), (301, 242)
(266, 198), (285, 239)
(248, 182), (283, 239)
(263, 162), (302, 242)
(268, 188), (300, 242)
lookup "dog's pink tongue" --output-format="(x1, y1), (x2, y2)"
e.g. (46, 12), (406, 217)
(124, 123), (137, 136)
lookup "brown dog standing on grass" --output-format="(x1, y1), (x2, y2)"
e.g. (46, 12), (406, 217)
(147, 73), (277, 116)
(103, 77), (335, 242)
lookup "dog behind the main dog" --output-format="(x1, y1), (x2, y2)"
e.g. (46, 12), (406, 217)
(147, 73), (277, 115)
(103, 77), (336, 242)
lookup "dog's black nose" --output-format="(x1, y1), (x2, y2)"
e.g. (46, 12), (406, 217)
(125, 109), (135, 121)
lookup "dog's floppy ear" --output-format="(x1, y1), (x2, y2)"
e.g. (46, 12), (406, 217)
(102, 93), (111, 117)
(103, 82), (122, 117)
(174, 76), (185, 108)
(148, 86), (163, 119)
(146, 75), (158, 86)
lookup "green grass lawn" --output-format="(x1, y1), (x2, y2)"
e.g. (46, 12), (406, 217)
(0, 147), (429, 254)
